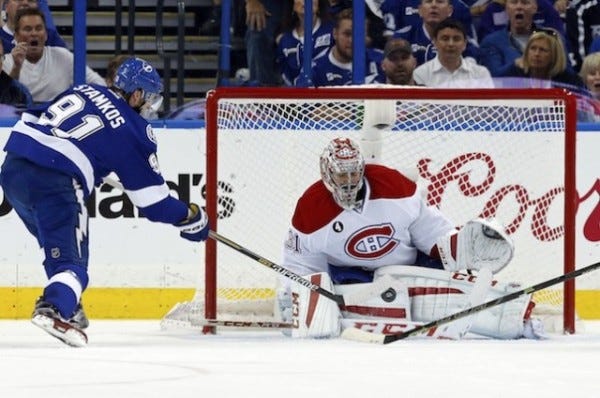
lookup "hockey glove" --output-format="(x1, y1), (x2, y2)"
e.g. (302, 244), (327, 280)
(177, 203), (209, 242)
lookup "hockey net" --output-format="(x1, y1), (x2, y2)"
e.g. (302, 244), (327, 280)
(161, 86), (578, 334)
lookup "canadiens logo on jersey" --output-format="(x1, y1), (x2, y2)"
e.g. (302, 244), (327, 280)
(345, 223), (398, 260)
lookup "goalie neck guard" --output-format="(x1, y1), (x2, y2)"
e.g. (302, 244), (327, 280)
(320, 137), (365, 210)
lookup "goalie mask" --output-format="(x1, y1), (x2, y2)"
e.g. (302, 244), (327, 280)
(320, 138), (365, 210)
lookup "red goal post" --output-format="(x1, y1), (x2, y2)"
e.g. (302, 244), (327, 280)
(200, 86), (577, 334)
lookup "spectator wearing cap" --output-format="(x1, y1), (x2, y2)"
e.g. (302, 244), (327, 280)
(380, 37), (417, 85)
(413, 18), (494, 87)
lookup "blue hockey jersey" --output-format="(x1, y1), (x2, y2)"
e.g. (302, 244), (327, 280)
(276, 19), (335, 86)
(381, 0), (477, 41)
(296, 47), (384, 87)
(3, 84), (188, 225)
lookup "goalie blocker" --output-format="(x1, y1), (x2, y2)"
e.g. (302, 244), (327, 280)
(287, 266), (543, 340)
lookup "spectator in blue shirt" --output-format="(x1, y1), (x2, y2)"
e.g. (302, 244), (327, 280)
(479, 0), (571, 77)
(567, 0), (600, 71)
(590, 36), (600, 54)
(276, 0), (334, 86)
(477, 0), (565, 43)
(394, 0), (479, 66)
(296, 8), (383, 86)
(381, 0), (477, 43)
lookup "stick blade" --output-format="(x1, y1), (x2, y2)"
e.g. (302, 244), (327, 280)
(341, 327), (386, 344)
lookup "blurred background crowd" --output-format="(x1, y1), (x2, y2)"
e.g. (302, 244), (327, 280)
(0, 0), (599, 121)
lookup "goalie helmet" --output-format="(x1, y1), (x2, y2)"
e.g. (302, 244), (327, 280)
(320, 137), (365, 210)
(114, 57), (164, 114)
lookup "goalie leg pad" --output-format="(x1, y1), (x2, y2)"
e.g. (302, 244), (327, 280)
(291, 272), (342, 338)
(335, 273), (411, 320)
(374, 265), (534, 339)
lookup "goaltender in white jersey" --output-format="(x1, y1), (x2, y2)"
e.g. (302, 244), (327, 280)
(281, 137), (544, 340)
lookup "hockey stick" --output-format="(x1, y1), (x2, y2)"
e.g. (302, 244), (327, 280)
(200, 319), (295, 329)
(100, 177), (347, 306)
(433, 267), (493, 340)
(208, 231), (346, 306)
(343, 260), (600, 344)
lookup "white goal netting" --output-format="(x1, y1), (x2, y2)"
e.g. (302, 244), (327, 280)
(162, 86), (577, 334)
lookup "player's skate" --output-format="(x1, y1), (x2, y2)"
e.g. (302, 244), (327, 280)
(69, 302), (89, 329)
(34, 296), (89, 329)
(31, 299), (88, 347)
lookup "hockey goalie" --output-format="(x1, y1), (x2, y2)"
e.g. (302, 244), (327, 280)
(279, 137), (545, 340)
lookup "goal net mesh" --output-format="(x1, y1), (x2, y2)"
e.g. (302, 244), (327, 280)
(161, 87), (576, 333)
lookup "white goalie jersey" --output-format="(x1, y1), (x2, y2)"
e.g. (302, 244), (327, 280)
(282, 163), (456, 276)
(281, 163), (540, 340)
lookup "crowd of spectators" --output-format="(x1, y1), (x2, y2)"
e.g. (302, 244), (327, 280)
(204, 0), (600, 122)
(2, 0), (600, 122)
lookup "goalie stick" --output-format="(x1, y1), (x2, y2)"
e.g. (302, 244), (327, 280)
(101, 177), (347, 306)
(201, 319), (295, 328)
(434, 267), (493, 340)
(208, 231), (348, 305)
(343, 260), (600, 344)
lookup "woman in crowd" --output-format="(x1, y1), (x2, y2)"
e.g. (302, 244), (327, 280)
(500, 28), (584, 90)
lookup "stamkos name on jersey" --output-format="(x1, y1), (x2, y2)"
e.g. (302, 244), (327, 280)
(73, 85), (126, 128)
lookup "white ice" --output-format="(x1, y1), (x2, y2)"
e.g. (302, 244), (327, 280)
(1, 320), (599, 398)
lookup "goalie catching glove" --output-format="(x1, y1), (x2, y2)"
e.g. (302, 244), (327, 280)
(177, 203), (209, 242)
(437, 218), (514, 274)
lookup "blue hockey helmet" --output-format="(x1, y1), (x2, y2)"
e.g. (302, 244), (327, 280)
(114, 57), (163, 112)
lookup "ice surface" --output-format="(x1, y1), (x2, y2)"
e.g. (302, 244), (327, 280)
(1, 320), (599, 398)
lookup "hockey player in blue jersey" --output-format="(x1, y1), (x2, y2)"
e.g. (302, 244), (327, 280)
(0, 57), (210, 347)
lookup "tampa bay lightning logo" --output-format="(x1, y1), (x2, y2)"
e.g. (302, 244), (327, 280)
(146, 124), (157, 144)
(345, 223), (398, 260)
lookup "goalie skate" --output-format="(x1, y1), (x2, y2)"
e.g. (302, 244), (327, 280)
(31, 301), (88, 347)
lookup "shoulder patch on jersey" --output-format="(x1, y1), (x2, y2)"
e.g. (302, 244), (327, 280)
(365, 164), (416, 200)
(292, 181), (343, 234)
(146, 124), (157, 144)
(148, 153), (161, 174)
